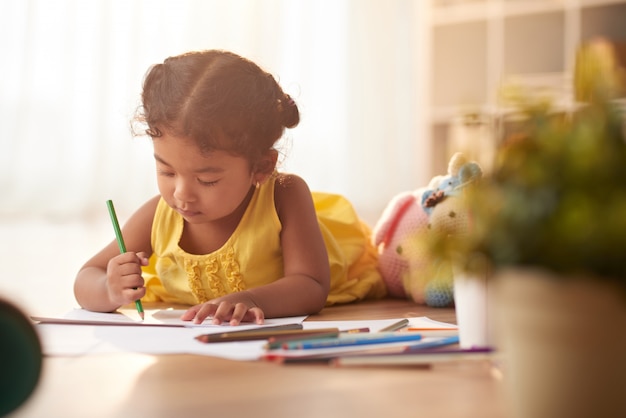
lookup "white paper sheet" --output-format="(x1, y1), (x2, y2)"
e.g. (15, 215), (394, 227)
(32, 307), (305, 328)
(34, 316), (457, 360)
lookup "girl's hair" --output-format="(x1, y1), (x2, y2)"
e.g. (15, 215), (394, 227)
(134, 50), (299, 163)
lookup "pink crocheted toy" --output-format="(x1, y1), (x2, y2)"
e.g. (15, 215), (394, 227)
(373, 153), (482, 306)
(372, 188), (430, 298)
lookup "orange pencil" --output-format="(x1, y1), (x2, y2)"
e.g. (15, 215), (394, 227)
(407, 327), (458, 331)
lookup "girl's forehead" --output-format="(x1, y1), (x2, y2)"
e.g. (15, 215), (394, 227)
(152, 136), (248, 169)
(154, 131), (233, 154)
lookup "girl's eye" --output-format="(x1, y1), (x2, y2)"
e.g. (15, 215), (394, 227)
(157, 169), (175, 177)
(199, 179), (218, 187)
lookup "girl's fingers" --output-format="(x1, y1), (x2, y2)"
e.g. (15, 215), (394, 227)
(118, 261), (144, 276)
(196, 303), (219, 324)
(181, 302), (264, 325)
(211, 302), (236, 325)
(180, 305), (202, 321)
(228, 303), (252, 326)
(123, 287), (145, 303)
(135, 252), (150, 265)
(243, 307), (265, 325)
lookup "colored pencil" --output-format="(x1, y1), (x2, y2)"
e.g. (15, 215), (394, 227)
(264, 327), (369, 349)
(331, 346), (494, 367)
(264, 336), (460, 364)
(264, 330), (341, 349)
(403, 329), (459, 338)
(195, 323), (306, 343)
(341, 327), (370, 334)
(282, 332), (423, 350)
(378, 318), (409, 332)
(403, 335), (460, 352)
(407, 327), (458, 331)
(106, 199), (144, 320)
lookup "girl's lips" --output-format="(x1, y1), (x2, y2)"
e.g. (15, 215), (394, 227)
(177, 208), (201, 217)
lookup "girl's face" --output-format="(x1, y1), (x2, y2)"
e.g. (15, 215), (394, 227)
(152, 133), (255, 224)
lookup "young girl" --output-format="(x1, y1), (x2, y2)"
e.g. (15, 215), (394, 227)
(74, 50), (386, 325)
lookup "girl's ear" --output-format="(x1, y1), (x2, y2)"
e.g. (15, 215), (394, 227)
(253, 149), (279, 185)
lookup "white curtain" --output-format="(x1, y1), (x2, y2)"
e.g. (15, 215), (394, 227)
(0, 0), (431, 226)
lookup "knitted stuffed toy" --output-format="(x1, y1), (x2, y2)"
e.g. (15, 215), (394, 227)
(373, 152), (482, 306)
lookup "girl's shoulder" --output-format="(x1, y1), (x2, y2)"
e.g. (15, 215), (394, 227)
(273, 173), (312, 198)
(274, 172), (308, 189)
(123, 195), (161, 235)
(116, 195), (161, 255)
(273, 173), (314, 216)
(133, 195), (162, 220)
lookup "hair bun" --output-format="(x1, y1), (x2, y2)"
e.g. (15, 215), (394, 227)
(280, 95), (300, 129)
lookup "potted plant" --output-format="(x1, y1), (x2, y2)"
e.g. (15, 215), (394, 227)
(434, 38), (626, 418)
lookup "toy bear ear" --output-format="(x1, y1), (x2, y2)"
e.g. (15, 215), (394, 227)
(458, 162), (483, 184)
(447, 152), (468, 176)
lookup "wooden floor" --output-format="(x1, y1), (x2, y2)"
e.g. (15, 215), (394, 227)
(310, 297), (458, 324)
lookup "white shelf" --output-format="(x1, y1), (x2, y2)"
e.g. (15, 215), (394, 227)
(432, 71), (574, 120)
(432, 0), (626, 26)
(429, 0), (626, 113)
(426, 0), (626, 175)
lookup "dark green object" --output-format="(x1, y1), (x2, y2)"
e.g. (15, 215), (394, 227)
(0, 298), (42, 416)
(106, 199), (145, 318)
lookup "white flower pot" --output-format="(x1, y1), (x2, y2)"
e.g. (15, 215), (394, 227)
(453, 268), (493, 349)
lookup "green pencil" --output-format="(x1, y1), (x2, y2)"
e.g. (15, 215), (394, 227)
(106, 200), (145, 320)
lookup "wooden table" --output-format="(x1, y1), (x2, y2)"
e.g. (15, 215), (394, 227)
(10, 299), (509, 418)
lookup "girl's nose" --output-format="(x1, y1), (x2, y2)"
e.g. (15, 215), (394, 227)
(173, 179), (196, 203)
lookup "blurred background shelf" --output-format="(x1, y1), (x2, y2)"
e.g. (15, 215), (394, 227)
(426, 0), (626, 173)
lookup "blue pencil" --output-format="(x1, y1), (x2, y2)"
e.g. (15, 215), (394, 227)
(284, 332), (423, 350)
(403, 335), (460, 352)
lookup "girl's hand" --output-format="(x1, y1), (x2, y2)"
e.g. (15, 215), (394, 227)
(105, 252), (149, 306)
(181, 299), (265, 326)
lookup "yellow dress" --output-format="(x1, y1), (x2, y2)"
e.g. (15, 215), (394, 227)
(141, 175), (386, 306)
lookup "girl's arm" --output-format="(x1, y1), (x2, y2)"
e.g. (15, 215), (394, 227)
(73, 196), (159, 312)
(245, 174), (331, 316)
